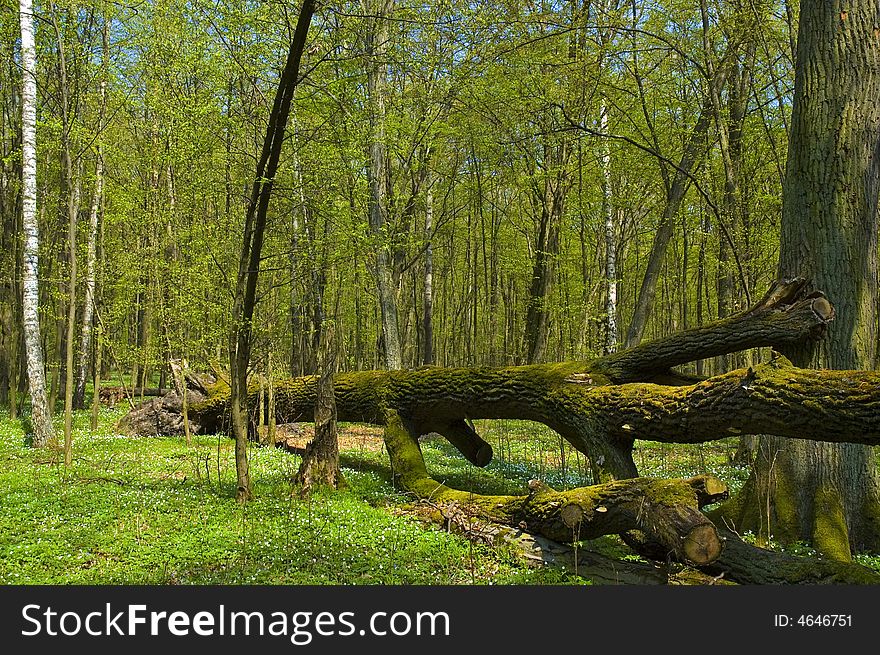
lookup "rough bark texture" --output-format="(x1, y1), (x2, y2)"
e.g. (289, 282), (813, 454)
(293, 327), (344, 492)
(725, 0), (880, 559)
(701, 528), (880, 585)
(596, 277), (832, 382)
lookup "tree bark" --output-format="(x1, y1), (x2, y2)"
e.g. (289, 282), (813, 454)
(721, 0), (880, 559)
(700, 527), (880, 585)
(293, 325), (344, 492)
(366, 0), (402, 370)
(19, 0), (52, 447)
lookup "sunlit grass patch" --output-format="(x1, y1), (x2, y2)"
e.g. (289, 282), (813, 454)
(0, 409), (583, 585)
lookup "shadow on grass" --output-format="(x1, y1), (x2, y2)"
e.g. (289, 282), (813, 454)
(337, 443), (529, 497)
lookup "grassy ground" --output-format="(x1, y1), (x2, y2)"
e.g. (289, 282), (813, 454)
(2, 407), (878, 584)
(0, 408), (583, 585)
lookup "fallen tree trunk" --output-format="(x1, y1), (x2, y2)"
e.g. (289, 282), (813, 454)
(379, 407), (727, 565)
(412, 501), (671, 584)
(117, 278), (880, 572)
(119, 279), (873, 482)
(702, 528), (880, 585)
(99, 386), (169, 407)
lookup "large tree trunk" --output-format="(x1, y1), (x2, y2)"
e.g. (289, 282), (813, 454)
(720, 0), (880, 559)
(19, 0), (52, 448)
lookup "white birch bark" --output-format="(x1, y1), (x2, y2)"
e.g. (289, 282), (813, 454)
(19, 0), (53, 446)
(600, 101), (617, 355)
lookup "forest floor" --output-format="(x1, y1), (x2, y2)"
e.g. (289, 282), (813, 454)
(2, 405), (879, 584)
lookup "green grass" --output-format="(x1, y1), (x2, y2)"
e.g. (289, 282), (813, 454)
(3, 407), (876, 584)
(0, 408), (587, 585)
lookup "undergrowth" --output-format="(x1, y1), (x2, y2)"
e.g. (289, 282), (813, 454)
(0, 408), (583, 585)
(2, 408), (877, 584)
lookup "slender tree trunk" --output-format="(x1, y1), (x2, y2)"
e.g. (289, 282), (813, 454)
(267, 351), (276, 446)
(721, 0), (880, 559)
(73, 148), (103, 409)
(422, 181), (434, 365)
(624, 95), (716, 348)
(229, 0), (315, 502)
(699, 0), (746, 375)
(90, 319), (101, 432)
(366, 0), (402, 370)
(600, 101), (617, 355)
(51, 3), (82, 465)
(62, 167), (79, 466)
(19, 0), (52, 447)
(726, 48), (759, 464)
(289, 97), (307, 377)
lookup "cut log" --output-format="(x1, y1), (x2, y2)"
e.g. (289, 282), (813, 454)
(621, 524), (880, 584)
(412, 501), (670, 584)
(378, 408), (725, 566)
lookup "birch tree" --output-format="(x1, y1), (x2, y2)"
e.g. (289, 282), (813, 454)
(19, 0), (52, 447)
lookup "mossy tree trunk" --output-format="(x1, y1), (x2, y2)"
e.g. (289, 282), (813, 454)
(718, 0), (880, 560)
(120, 279), (880, 563)
(119, 278), (880, 573)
